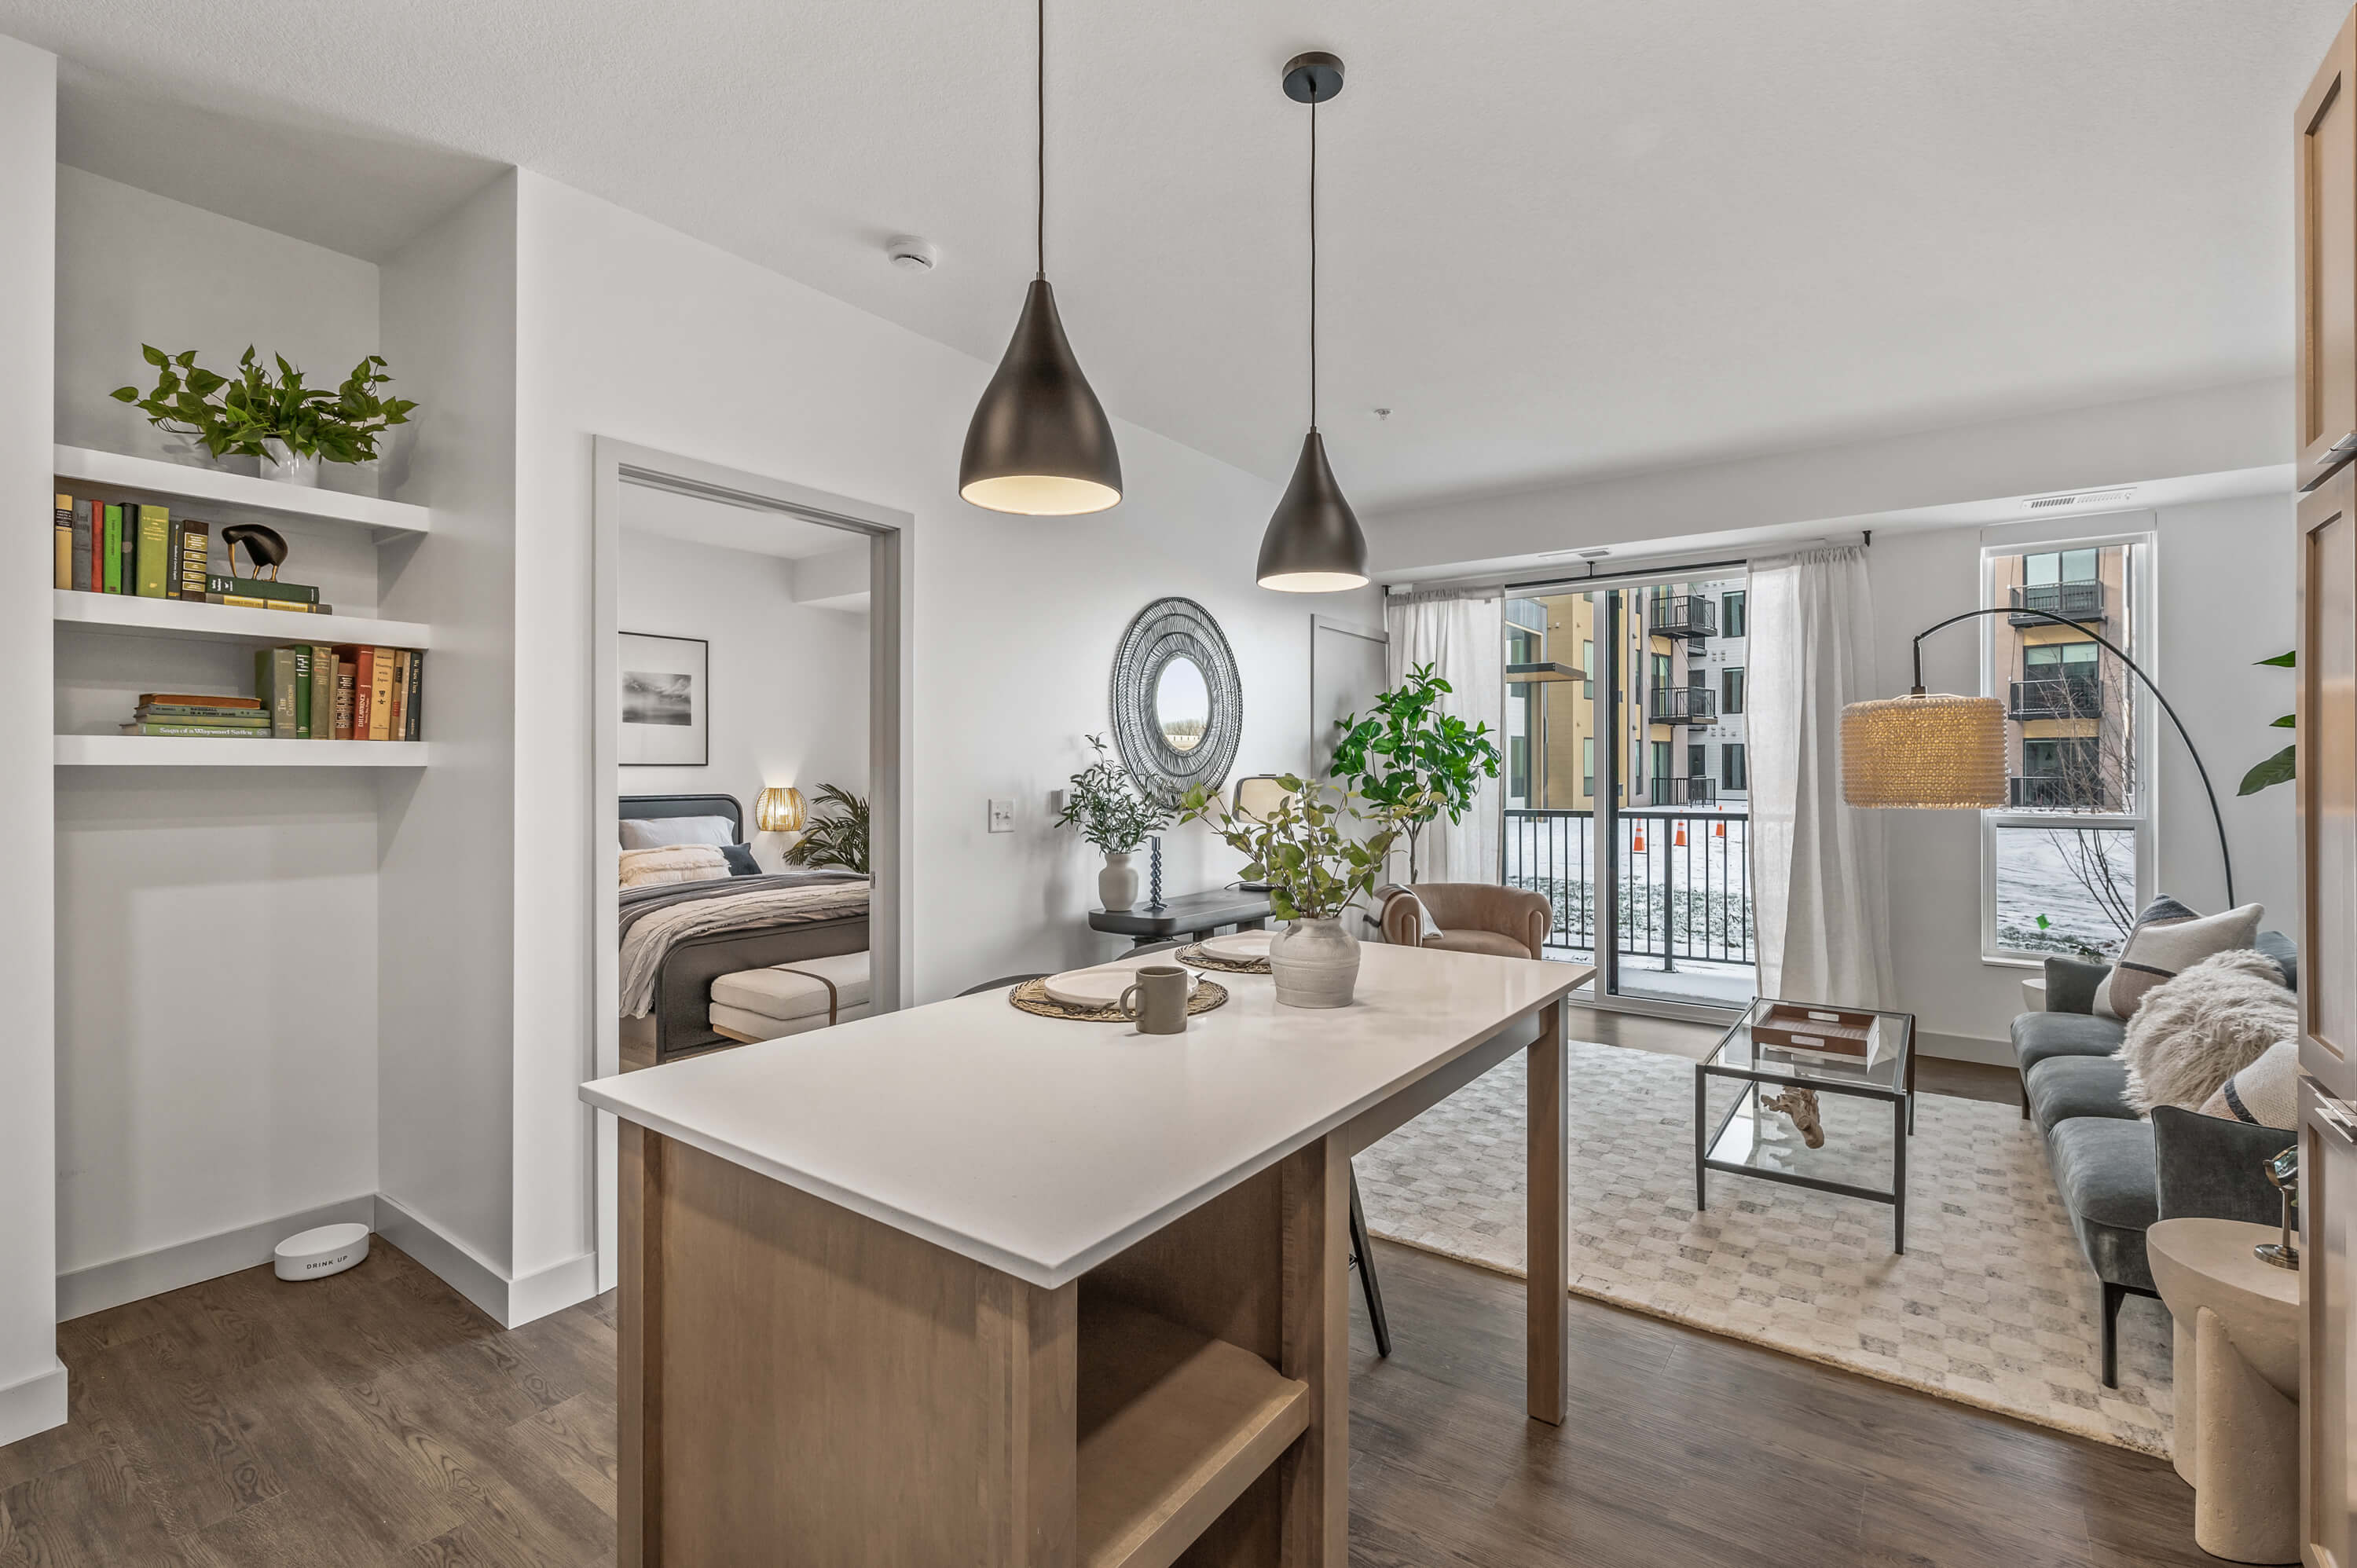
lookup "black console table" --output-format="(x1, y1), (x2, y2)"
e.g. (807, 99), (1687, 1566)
(1089, 888), (1274, 947)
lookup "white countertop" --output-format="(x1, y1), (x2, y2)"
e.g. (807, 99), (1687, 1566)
(580, 943), (1582, 1288)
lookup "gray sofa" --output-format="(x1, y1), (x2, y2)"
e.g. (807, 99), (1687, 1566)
(2012, 930), (2298, 1387)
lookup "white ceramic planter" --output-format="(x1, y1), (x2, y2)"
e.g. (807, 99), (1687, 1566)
(1270, 916), (1361, 1009)
(259, 438), (322, 487)
(1098, 852), (1140, 911)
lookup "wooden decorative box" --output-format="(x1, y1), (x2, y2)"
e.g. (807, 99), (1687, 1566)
(1751, 1002), (1882, 1059)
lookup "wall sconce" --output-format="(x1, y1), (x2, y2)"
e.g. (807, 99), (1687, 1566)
(756, 786), (807, 834)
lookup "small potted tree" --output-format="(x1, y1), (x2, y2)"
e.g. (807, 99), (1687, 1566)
(1178, 776), (1405, 1008)
(1057, 735), (1168, 910)
(112, 345), (417, 487)
(1329, 663), (1501, 883)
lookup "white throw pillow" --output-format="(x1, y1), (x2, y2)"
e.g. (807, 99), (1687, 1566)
(2116, 947), (2296, 1114)
(619, 814), (737, 850)
(2095, 897), (2264, 1020)
(619, 844), (731, 888)
(2199, 1037), (2300, 1130)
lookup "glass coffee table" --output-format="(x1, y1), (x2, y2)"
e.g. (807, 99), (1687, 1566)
(1695, 998), (1917, 1253)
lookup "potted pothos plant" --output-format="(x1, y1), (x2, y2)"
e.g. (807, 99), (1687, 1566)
(1329, 662), (1501, 882)
(1056, 735), (1168, 911)
(112, 345), (417, 487)
(1178, 775), (1406, 1009)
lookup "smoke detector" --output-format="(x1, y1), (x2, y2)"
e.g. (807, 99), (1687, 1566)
(885, 236), (937, 272)
(2022, 485), (2136, 514)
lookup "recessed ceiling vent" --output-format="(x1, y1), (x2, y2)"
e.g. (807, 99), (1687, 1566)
(2022, 486), (2136, 514)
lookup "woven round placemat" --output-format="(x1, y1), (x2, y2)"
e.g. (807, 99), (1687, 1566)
(1175, 943), (1271, 974)
(1008, 976), (1230, 1023)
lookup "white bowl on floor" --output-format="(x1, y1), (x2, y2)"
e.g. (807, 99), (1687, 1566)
(275, 1222), (371, 1282)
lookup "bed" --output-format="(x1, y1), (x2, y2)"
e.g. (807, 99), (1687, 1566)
(619, 793), (871, 1067)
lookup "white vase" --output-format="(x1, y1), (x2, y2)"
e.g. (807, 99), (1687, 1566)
(1270, 916), (1362, 1009)
(258, 438), (321, 488)
(1099, 852), (1140, 911)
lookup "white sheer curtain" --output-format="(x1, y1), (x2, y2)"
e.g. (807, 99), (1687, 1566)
(1382, 589), (1504, 884)
(1748, 546), (1896, 1007)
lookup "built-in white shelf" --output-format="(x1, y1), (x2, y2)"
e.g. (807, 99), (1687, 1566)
(53, 444), (432, 537)
(53, 590), (432, 649)
(56, 735), (432, 768)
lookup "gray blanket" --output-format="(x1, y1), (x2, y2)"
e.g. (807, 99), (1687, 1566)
(618, 872), (870, 1017)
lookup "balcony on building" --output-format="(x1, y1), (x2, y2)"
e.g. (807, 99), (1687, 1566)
(1651, 684), (1718, 723)
(2008, 774), (2106, 809)
(1645, 593), (1718, 640)
(2009, 580), (2106, 625)
(2007, 673), (2103, 720)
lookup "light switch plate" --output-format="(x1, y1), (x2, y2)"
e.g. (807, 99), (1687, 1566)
(988, 797), (1015, 833)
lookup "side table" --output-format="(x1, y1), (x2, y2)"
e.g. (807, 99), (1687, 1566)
(2147, 1217), (2300, 1565)
(1088, 888), (1273, 947)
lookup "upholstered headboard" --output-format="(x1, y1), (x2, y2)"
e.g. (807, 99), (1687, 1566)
(619, 793), (744, 843)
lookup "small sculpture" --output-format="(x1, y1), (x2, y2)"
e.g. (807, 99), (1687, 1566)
(2257, 1145), (2299, 1270)
(219, 522), (289, 582)
(1761, 1086), (1825, 1149)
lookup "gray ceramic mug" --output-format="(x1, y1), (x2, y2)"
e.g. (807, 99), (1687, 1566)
(1119, 965), (1190, 1035)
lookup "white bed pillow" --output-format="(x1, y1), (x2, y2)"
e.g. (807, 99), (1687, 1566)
(619, 844), (731, 888)
(619, 814), (737, 850)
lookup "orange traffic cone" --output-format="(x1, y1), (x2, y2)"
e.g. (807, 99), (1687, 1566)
(1674, 824), (1687, 848)
(1714, 821), (1726, 838)
(1633, 828), (1646, 852)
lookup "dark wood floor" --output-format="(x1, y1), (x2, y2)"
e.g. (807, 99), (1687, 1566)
(0, 1204), (2210, 1566)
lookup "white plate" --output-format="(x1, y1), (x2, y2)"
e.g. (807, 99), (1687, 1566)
(1042, 963), (1199, 1009)
(1200, 929), (1274, 960)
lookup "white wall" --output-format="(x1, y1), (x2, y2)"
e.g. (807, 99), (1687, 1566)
(0, 31), (59, 1448)
(616, 527), (869, 834)
(1872, 493), (2297, 1055)
(511, 171), (1377, 1292)
(55, 166), (383, 496)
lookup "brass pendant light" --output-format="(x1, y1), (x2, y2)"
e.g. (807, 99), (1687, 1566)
(959, 0), (1123, 515)
(1256, 51), (1369, 592)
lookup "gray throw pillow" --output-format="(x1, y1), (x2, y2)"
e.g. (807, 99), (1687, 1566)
(2095, 896), (2264, 1020)
(619, 814), (736, 850)
(719, 843), (761, 877)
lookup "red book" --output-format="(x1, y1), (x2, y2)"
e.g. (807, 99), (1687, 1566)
(350, 647), (375, 739)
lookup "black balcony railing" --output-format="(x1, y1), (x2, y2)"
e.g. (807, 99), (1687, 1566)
(2011, 581), (2106, 624)
(1645, 594), (1717, 640)
(2009, 775), (2106, 809)
(1503, 808), (1754, 967)
(2008, 675), (2103, 720)
(1644, 775), (1718, 806)
(1651, 684), (1717, 723)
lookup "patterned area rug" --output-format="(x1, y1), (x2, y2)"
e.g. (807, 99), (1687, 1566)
(1354, 1039), (2174, 1456)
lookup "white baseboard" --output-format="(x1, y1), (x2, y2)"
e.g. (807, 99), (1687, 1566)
(0, 1356), (67, 1446)
(1919, 1030), (2015, 1068)
(371, 1193), (596, 1329)
(57, 1193), (379, 1322)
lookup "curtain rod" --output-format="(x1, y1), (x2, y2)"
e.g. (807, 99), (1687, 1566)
(1383, 530), (1869, 597)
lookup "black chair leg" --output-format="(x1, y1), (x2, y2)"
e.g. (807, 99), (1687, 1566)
(1347, 1164), (1391, 1358)
(2100, 1281), (2124, 1388)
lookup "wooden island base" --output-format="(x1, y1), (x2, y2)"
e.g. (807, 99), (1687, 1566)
(619, 1123), (1351, 1566)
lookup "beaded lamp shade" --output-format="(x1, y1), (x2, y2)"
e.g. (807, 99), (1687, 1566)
(755, 786), (807, 833)
(1839, 693), (2007, 808)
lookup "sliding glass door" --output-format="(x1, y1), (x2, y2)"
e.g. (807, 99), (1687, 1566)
(1501, 570), (1755, 1009)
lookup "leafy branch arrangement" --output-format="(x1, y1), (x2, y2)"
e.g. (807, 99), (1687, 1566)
(1329, 662), (1501, 881)
(112, 345), (417, 463)
(780, 784), (870, 874)
(2238, 650), (2296, 797)
(1177, 775), (1406, 922)
(1056, 735), (1168, 854)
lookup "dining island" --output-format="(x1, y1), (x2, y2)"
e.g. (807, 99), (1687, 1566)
(578, 942), (1589, 1566)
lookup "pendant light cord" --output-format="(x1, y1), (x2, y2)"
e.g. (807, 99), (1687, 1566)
(1308, 97), (1318, 431)
(1036, 0), (1047, 279)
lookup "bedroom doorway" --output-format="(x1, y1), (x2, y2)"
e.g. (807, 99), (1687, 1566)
(588, 438), (910, 1291)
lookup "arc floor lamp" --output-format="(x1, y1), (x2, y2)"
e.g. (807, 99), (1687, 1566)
(1841, 606), (2234, 907)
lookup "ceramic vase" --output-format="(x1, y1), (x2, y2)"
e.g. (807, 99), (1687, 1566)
(1270, 916), (1361, 1009)
(1098, 852), (1140, 911)
(258, 438), (322, 488)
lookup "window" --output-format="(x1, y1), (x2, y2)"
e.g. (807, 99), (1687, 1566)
(1650, 740), (1670, 779)
(1649, 652), (1672, 696)
(1721, 591), (1747, 639)
(1982, 531), (2150, 961)
(1687, 743), (1705, 779)
(1508, 735), (1528, 801)
(1722, 742), (1747, 792)
(1581, 639), (1593, 698)
(1581, 735), (1594, 800)
(1721, 667), (1744, 714)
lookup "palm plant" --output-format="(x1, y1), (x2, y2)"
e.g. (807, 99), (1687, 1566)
(780, 784), (870, 874)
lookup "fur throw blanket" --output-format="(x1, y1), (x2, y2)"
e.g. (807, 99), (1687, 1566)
(2116, 947), (2296, 1115)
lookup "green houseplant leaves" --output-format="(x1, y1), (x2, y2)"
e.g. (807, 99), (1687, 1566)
(1176, 776), (1406, 923)
(2238, 650), (2296, 797)
(779, 785), (870, 874)
(1328, 662), (1501, 882)
(1055, 735), (1168, 854)
(112, 345), (417, 464)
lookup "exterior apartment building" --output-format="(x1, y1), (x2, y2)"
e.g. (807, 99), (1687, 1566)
(1989, 544), (2132, 810)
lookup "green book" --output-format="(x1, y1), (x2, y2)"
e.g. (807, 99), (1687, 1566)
(130, 710), (269, 728)
(204, 574), (318, 605)
(101, 504), (122, 593)
(291, 646), (313, 739)
(253, 646), (300, 738)
(121, 723), (266, 738)
(310, 645), (335, 741)
(135, 504), (169, 598)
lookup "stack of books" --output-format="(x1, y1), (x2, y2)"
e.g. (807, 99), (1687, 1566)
(52, 493), (333, 613)
(122, 694), (269, 738)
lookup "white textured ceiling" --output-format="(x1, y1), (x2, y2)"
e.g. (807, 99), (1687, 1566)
(5, 0), (2342, 508)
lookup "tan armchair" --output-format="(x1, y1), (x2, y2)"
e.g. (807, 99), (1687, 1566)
(1378, 883), (1552, 960)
